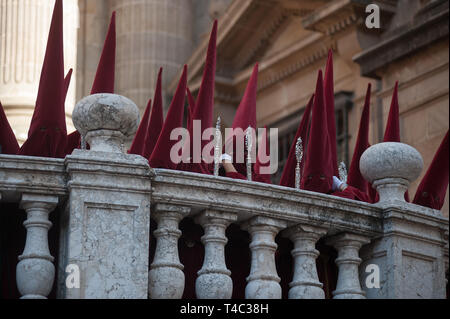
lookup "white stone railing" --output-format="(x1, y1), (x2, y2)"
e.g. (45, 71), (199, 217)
(0, 93), (448, 299)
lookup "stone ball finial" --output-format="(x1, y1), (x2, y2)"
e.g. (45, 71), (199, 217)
(72, 93), (139, 153)
(360, 142), (423, 203)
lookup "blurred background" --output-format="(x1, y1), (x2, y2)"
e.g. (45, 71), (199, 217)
(0, 0), (448, 215)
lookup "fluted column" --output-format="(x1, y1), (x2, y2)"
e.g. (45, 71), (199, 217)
(195, 210), (237, 299)
(149, 203), (190, 299)
(243, 216), (287, 299)
(111, 0), (193, 113)
(284, 224), (327, 299)
(16, 193), (58, 299)
(0, 0), (79, 142)
(326, 233), (370, 299)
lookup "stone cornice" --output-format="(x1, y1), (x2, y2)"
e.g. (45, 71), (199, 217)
(302, 0), (360, 36)
(353, 1), (449, 77)
(211, 34), (336, 101)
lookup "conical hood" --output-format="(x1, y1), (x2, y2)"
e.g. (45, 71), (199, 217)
(19, 0), (66, 158)
(227, 63), (259, 176)
(63, 68), (73, 101)
(301, 70), (333, 193)
(413, 131), (449, 210)
(186, 87), (195, 133)
(178, 20), (217, 174)
(324, 50), (338, 176)
(150, 65), (187, 169)
(232, 63), (258, 131)
(382, 81), (409, 201)
(192, 20), (217, 133)
(128, 98), (152, 155)
(63, 69), (82, 155)
(279, 94), (314, 187)
(383, 81), (400, 142)
(142, 67), (164, 159)
(0, 102), (19, 155)
(91, 11), (116, 94)
(347, 83), (371, 192)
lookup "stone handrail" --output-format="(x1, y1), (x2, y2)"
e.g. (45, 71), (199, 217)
(0, 92), (448, 299)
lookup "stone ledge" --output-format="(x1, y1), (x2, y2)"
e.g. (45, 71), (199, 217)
(353, 3), (449, 77)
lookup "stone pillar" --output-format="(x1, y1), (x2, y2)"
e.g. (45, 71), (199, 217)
(111, 0), (194, 113)
(16, 193), (58, 299)
(0, 0), (79, 142)
(243, 216), (286, 299)
(195, 210), (237, 299)
(326, 233), (370, 299)
(359, 142), (448, 299)
(148, 204), (190, 299)
(284, 224), (327, 299)
(58, 93), (151, 299)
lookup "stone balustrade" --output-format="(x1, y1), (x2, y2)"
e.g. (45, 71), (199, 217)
(0, 93), (448, 299)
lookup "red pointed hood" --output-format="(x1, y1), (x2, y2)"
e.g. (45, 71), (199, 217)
(413, 131), (449, 210)
(142, 67), (164, 159)
(19, 0), (66, 158)
(254, 126), (271, 184)
(279, 94), (314, 187)
(232, 63), (258, 131)
(66, 12), (116, 155)
(383, 81), (400, 142)
(324, 50), (338, 176)
(347, 84), (371, 193)
(0, 102), (19, 155)
(186, 87), (195, 133)
(150, 65), (187, 169)
(227, 63), (259, 176)
(382, 81), (409, 201)
(91, 11), (116, 94)
(63, 68), (73, 101)
(192, 20), (217, 134)
(178, 21), (217, 174)
(301, 70), (333, 193)
(129, 98), (152, 155)
(63, 69), (82, 155)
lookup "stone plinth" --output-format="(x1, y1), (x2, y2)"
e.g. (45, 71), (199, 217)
(57, 92), (151, 298)
(359, 142), (447, 298)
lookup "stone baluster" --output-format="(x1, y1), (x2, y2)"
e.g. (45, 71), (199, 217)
(16, 193), (58, 299)
(284, 224), (327, 299)
(243, 216), (287, 299)
(326, 233), (370, 299)
(195, 210), (237, 299)
(148, 204), (190, 299)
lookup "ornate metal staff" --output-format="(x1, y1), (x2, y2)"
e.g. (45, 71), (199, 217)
(245, 126), (253, 181)
(214, 116), (221, 176)
(295, 137), (303, 189)
(339, 161), (348, 185)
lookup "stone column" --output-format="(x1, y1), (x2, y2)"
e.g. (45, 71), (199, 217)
(284, 224), (327, 299)
(16, 193), (58, 299)
(58, 93), (151, 299)
(111, 0), (194, 113)
(243, 216), (287, 299)
(0, 0), (79, 142)
(359, 142), (448, 299)
(148, 203), (190, 299)
(326, 233), (370, 299)
(195, 210), (237, 299)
